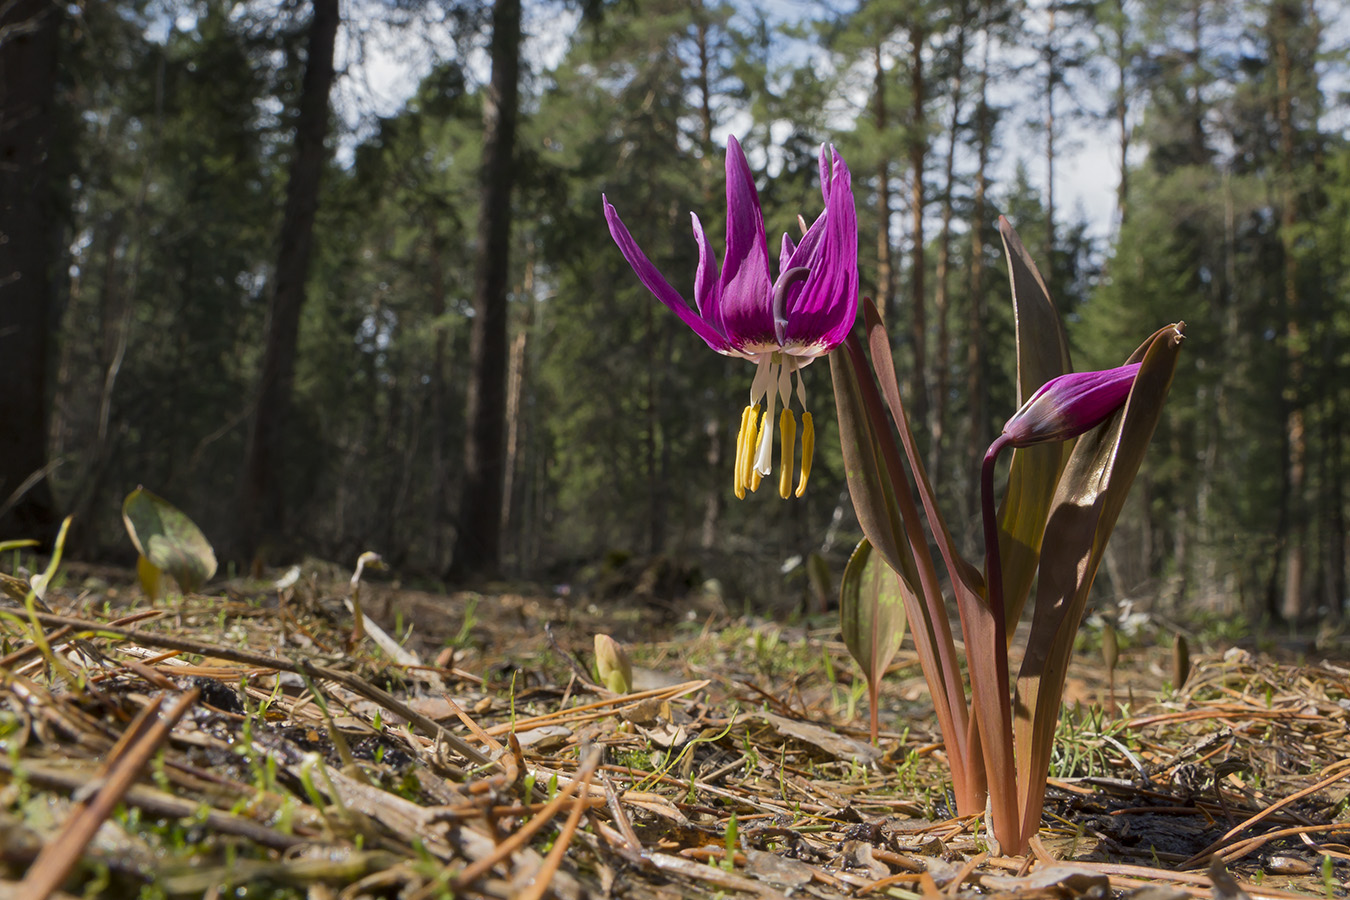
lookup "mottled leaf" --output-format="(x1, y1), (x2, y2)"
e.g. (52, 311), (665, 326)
(831, 336), (974, 793)
(995, 217), (1073, 633)
(136, 553), (163, 601)
(829, 346), (911, 585)
(857, 301), (1012, 831)
(122, 487), (217, 594)
(1012, 322), (1184, 846)
(840, 537), (909, 743)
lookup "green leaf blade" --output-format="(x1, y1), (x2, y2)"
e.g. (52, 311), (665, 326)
(1012, 322), (1185, 846)
(840, 538), (909, 744)
(995, 217), (1074, 633)
(122, 487), (218, 594)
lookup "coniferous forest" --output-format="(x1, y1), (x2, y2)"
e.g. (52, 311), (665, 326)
(3, 0), (1348, 624)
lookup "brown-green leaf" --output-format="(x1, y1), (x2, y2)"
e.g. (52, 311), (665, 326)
(995, 217), (1074, 633)
(122, 487), (218, 595)
(829, 346), (912, 587)
(839, 538), (909, 743)
(1012, 322), (1185, 846)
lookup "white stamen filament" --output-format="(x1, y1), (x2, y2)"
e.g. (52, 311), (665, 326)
(755, 377), (777, 475)
(749, 357), (775, 406)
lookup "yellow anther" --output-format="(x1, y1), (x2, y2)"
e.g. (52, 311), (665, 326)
(778, 408), (797, 499)
(734, 404), (757, 499)
(795, 411), (814, 498)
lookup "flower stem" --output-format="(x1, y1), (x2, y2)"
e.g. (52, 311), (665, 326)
(981, 433), (1014, 649)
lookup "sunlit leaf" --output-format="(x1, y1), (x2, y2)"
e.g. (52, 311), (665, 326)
(1172, 634), (1190, 691)
(839, 538), (908, 743)
(1012, 322), (1184, 847)
(861, 300), (984, 595)
(829, 346), (911, 585)
(857, 300), (1013, 832)
(995, 217), (1073, 633)
(136, 554), (163, 601)
(806, 552), (832, 614)
(594, 633), (633, 694)
(832, 331), (977, 814)
(122, 487), (218, 594)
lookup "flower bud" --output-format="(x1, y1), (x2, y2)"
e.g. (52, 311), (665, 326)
(1002, 363), (1141, 447)
(594, 633), (633, 694)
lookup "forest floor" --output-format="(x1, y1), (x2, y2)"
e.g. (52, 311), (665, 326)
(1, 558), (1349, 900)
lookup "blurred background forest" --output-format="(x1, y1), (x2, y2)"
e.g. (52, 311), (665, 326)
(2, 0), (1348, 623)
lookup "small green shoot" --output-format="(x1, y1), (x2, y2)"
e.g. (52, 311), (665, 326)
(722, 813), (738, 871)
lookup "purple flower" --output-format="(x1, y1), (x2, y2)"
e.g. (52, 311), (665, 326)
(603, 136), (858, 498)
(1001, 363), (1142, 447)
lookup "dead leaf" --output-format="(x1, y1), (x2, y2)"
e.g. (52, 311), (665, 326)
(838, 841), (891, 881)
(754, 712), (881, 763)
(980, 864), (1110, 896)
(744, 848), (815, 889)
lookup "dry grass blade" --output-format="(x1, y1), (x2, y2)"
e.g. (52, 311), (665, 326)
(479, 679), (708, 737)
(451, 747), (603, 891)
(4, 568), (1348, 898)
(1180, 758), (1350, 868)
(0, 754), (307, 850)
(16, 687), (199, 900)
(515, 749), (602, 900)
(28, 609), (492, 767)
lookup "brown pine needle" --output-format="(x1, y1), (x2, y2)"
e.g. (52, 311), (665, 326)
(17, 688), (199, 900)
(516, 749), (602, 900)
(451, 747), (603, 891)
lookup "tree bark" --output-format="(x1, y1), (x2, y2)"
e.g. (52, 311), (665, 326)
(1044, 3), (1058, 260)
(238, 0), (339, 562)
(450, 0), (521, 579)
(694, 4), (722, 551)
(965, 1), (992, 526)
(1111, 0), (1129, 225)
(873, 41), (894, 323)
(930, 11), (967, 488)
(1272, 0), (1306, 621)
(907, 23), (929, 437)
(0, 0), (61, 541)
(501, 246), (534, 539)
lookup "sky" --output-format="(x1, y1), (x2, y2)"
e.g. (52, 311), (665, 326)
(330, 1), (1128, 244)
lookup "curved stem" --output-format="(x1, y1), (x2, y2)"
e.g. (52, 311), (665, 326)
(981, 432), (1014, 643)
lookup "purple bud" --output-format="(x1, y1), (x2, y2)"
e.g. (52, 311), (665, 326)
(1002, 363), (1141, 447)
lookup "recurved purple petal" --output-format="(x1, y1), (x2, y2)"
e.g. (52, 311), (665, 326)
(691, 212), (721, 329)
(604, 196), (730, 352)
(780, 232), (797, 276)
(783, 148), (858, 350)
(716, 136), (775, 349)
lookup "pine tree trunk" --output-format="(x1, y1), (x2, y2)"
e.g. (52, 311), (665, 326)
(0, 0), (61, 541)
(931, 13), (967, 489)
(1273, 0), (1306, 621)
(908, 23), (928, 435)
(238, 0), (338, 563)
(1112, 0), (1129, 225)
(501, 248), (535, 540)
(428, 227), (450, 568)
(450, 0), (521, 579)
(1044, 3), (1058, 260)
(695, 1), (722, 551)
(873, 42), (895, 323)
(965, 2), (992, 526)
